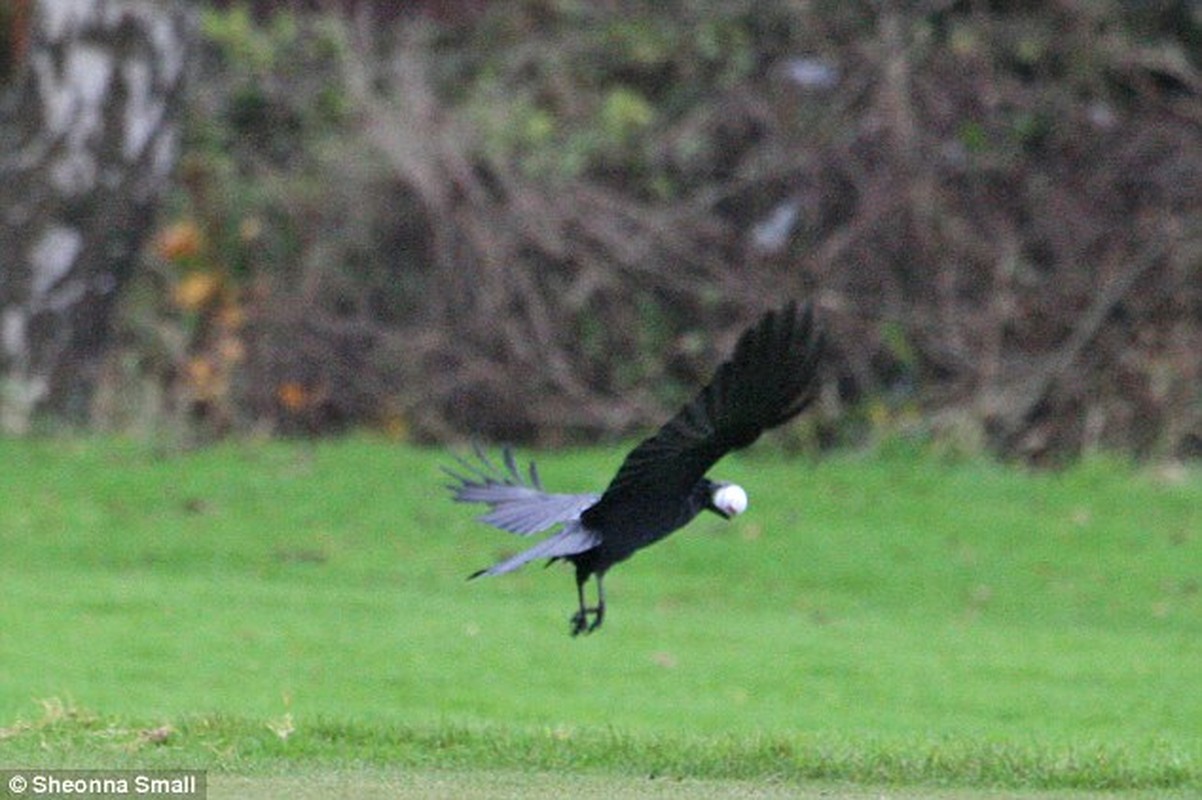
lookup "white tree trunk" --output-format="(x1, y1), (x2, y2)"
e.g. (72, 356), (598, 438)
(0, 0), (190, 432)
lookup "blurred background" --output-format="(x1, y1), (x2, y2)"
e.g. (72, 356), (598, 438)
(2, 0), (1200, 463)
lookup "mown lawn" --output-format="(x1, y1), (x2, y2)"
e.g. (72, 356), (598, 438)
(0, 436), (1198, 796)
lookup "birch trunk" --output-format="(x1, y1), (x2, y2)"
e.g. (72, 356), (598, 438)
(0, 0), (190, 432)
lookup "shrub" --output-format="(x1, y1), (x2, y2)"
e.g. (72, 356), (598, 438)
(110, 0), (1202, 459)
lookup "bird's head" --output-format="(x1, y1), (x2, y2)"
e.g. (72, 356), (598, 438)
(706, 481), (748, 519)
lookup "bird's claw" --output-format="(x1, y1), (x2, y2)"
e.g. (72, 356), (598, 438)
(569, 608), (603, 636)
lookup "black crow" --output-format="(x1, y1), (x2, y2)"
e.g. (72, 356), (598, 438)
(445, 302), (824, 635)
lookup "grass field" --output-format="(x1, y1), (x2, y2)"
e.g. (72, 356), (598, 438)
(0, 436), (1199, 797)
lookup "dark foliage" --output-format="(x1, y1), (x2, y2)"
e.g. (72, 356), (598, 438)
(125, 0), (1202, 460)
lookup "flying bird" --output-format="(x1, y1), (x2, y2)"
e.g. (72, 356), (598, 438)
(444, 302), (824, 636)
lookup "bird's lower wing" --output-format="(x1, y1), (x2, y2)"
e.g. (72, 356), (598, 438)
(470, 523), (599, 578)
(472, 489), (600, 535)
(444, 445), (600, 535)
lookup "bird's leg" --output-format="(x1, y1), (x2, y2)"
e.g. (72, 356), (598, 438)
(570, 572), (607, 636)
(570, 574), (591, 636)
(587, 573), (606, 633)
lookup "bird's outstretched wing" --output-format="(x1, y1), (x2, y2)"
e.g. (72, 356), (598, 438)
(582, 302), (823, 529)
(468, 522), (599, 578)
(444, 444), (600, 536)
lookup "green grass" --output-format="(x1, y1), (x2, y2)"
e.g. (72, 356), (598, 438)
(0, 436), (1199, 795)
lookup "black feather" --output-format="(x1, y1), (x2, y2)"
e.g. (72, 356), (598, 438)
(582, 302), (823, 532)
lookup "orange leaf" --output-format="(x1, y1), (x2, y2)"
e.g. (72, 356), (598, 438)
(172, 271), (222, 312)
(277, 382), (310, 412)
(154, 221), (204, 262)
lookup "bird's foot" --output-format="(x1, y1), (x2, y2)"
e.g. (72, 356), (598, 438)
(569, 607), (604, 636)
